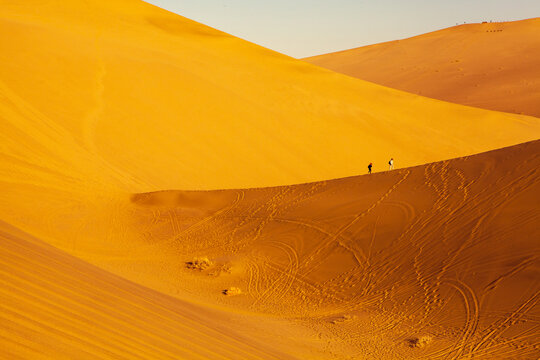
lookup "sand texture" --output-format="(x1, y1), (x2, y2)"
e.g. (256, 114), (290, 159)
(1, 1), (540, 191)
(2, 138), (539, 359)
(305, 18), (540, 117)
(1, 0), (539, 359)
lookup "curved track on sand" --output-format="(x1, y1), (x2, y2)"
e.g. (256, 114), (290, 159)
(120, 140), (540, 359)
(0, 141), (539, 358)
(0, 222), (298, 360)
(0, 2), (539, 358)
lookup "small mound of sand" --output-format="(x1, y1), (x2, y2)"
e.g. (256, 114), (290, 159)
(406, 336), (433, 348)
(186, 257), (213, 271)
(222, 287), (242, 296)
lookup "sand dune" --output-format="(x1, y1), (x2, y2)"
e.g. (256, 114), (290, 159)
(1, 1), (539, 193)
(305, 18), (540, 117)
(2, 139), (538, 359)
(124, 140), (540, 359)
(1, 0), (540, 359)
(0, 221), (324, 360)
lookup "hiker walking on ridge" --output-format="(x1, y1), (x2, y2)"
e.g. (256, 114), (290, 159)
(368, 163), (373, 174)
(388, 158), (394, 170)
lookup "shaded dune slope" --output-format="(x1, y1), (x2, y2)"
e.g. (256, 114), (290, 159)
(124, 140), (540, 359)
(304, 18), (540, 117)
(1, 1), (539, 191)
(0, 221), (325, 360)
(2, 141), (538, 359)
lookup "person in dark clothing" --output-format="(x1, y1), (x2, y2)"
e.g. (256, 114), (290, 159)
(368, 162), (373, 174)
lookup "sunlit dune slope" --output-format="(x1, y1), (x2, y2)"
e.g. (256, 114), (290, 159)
(1, 2), (540, 191)
(1, 1), (540, 358)
(305, 18), (540, 117)
(3, 140), (538, 359)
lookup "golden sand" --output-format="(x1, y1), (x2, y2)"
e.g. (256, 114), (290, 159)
(1, 1), (539, 359)
(305, 18), (540, 117)
(1, 2), (539, 191)
(2, 140), (539, 359)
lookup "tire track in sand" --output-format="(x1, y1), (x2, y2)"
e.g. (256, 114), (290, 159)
(300, 170), (411, 277)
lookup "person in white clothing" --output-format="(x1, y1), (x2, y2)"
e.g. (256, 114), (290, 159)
(388, 158), (394, 170)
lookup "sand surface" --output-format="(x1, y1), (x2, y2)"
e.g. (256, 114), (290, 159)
(305, 18), (540, 117)
(2, 139), (539, 359)
(1, 1), (540, 359)
(1, 1), (540, 191)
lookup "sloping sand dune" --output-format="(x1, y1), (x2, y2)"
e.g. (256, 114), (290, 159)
(2, 140), (538, 359)
(0, 221), (324, 360)
(1, 1), (540, 192)
(1, 1), (540, 359)
(125, 140), (540, 359)
(305, 18), (540, 117)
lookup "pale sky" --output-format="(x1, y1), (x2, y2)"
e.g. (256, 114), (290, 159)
(147, 1), (540, 58)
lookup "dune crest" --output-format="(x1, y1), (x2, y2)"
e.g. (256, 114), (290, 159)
(2, 139), (539, 359)
(1, 1), (540, 359)
(122, 140), (540, 358)
(305, 18), (540, 117)
(1, 1), (539, 192)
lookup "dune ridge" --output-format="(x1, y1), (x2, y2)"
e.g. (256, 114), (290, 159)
(1, 1), (539, 193)
(2, 139), (539, 359)
(1, 1), (540, 359)
(304, 18), (540, 117)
